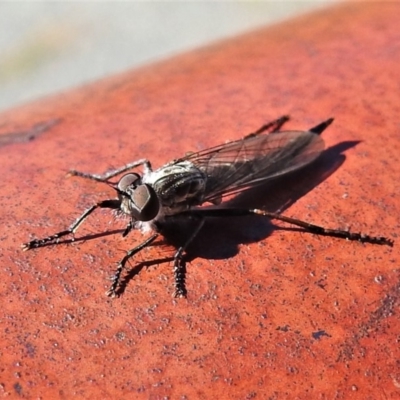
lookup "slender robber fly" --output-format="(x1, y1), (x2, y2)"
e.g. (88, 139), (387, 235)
(22, 116), (393, 297)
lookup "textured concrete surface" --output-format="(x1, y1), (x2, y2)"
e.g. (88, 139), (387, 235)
(1, 2), (399, 398)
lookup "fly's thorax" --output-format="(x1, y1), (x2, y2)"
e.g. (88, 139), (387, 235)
(143, 160), (207, 209)
(117, 173), (160, 221)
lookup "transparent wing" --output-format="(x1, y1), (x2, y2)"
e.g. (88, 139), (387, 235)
(181, 130), (324, 203)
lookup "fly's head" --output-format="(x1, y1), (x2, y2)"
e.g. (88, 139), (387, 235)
(115, 173), (160, 221)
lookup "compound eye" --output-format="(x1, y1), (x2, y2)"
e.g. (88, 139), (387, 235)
(131, 184), (159, 221)
(117, 173), (141, 192)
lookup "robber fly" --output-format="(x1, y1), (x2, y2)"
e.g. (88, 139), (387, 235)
(22, 116), (393, 297)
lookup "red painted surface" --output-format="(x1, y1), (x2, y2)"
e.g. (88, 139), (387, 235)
(1, 3), (399, 398)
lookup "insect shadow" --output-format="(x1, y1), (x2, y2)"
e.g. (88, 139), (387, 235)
(117, 139), (359, 295)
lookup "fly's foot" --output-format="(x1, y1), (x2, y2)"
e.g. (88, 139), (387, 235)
(66, 169), (107, 182)
(22, 239), (45, 251)
(21, 230), (73, 251)
(106, 265), (124, 298)
(105, 287), (119, 298)
(173, 287), (187, 298)
(173, 256), (187, 298)
(357, 234), (393, 247)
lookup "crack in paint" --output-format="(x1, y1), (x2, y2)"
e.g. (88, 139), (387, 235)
(0, 118), (61, 147)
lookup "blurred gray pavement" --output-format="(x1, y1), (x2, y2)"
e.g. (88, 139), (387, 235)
(0, 2), (336, 112)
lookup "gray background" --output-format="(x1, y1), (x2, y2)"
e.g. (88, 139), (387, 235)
(0, 2), (337, 112)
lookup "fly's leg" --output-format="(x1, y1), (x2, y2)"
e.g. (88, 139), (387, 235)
(245, 115), (290, 139)
(122, 219), (134, 237)
(173, 217), (205, 298)
(22, 199), (121, 250)
(106, 233), (159, 297)
(247, 116), (334, 139)
(68, 159), (152, 183)
(182, 209), (394, 247)
(253, 210), (393, 246)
